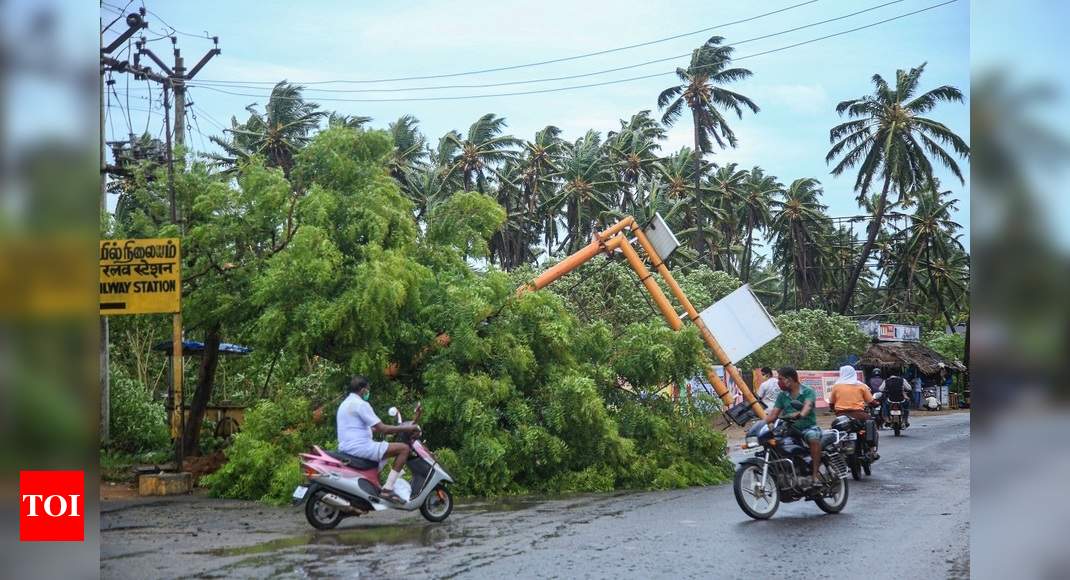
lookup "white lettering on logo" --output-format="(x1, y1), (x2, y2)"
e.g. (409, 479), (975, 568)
(21, 494), (80, 517)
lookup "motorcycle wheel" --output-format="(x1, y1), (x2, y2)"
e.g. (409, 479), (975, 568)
(305, 491), (344, 530)
(893, 424), (901, 437)
(814, 460), (849, 514)
(733, 464), (779, 520)
(849, 456), (861, 481)
(420, 484), (453, 523)
(863, 460), (872, 476)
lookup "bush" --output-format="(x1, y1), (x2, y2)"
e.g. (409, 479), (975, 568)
(109, 372), (169, 453)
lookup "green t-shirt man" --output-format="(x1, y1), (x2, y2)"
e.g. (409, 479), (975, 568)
(774, 386), (818, 430)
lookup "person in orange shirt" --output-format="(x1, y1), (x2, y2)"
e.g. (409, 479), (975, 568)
(828, 364), (879, 421)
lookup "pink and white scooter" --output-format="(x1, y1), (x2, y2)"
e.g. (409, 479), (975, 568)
(293, 405), (454, 529)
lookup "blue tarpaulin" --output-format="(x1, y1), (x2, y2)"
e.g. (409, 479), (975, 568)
(152, 340), (252, 356)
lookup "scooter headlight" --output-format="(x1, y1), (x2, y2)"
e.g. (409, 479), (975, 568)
(745, 436), (760, 448)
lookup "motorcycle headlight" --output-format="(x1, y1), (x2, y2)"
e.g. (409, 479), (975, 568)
(745, 436), (760, 448)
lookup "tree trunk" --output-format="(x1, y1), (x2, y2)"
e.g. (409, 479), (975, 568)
(838, 173), (893, 314)
(182, 324), (222, 456)
(691, 109), (706, 260)
(742, 212), (755, 282)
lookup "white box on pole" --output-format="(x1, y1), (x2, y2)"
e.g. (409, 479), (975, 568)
(697, 284), (780, 363)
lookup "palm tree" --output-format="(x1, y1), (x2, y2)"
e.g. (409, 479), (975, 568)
(887, 183), (963, 314)
(738, 166), (780, 282)
(547, 130), (616, 253)
(652, 148), (723, 255)
(518, 126), (565, 256)
(770, 178), (829, 308)
(707, 163), (748, 272)
(326, 112), (372, 129)
(442, 113), (521, 192)
(606, 111), (664, 213)
(826, 63), (969, 313)
(658, 36), (759, 259)
(209, 81), (326, 177)
(387, 115), (428, 188)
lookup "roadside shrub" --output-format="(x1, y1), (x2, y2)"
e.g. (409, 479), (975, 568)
(109, 371), (169, 453)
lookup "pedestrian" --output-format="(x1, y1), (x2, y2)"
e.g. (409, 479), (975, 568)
(755, 367), (780, 410)
(912, 375), (923, 409)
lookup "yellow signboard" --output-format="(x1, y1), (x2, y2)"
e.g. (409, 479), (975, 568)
(99, 238), (181, 315)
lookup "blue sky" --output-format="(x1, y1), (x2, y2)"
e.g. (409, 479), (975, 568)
(97, 0), (971, 244)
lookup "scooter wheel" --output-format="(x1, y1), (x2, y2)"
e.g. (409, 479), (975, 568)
(306, 491), (344, 530)
(420, 485), (453, 523)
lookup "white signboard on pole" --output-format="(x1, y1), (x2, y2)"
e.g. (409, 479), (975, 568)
(697, 284), (780, 363)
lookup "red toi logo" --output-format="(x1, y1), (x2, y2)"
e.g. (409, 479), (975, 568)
(19, 470), (85, 542)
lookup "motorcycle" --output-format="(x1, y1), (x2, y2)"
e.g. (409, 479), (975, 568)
(887, 398), (908, 436)
(830, 414), (878, 480)
(293, 405), (454, 529)
(733, 404), (850, 520)
(870, 392), (885, 430)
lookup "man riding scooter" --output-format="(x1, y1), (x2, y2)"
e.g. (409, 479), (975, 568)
(337, 376), (422, 503)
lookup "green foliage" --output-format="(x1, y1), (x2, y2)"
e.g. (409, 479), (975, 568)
(924, 330), (965, 363)
(744, 309), (870, 371)
(108, 369), (169, 454)
(202, 396), (333, 505)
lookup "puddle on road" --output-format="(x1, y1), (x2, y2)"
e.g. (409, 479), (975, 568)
(203, 525), (452, 558)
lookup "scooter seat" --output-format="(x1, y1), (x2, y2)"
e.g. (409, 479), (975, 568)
(327, 450), (380, 470)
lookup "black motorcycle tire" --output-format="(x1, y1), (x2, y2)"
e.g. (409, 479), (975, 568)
(849, 456), (862, 481)
(893, 424), (901, 437)
(420, 484), (453, 523)
(862, 460), (872, 476)
(305, 490), (344, 530)
(814, 459), (849, 514)
(733, 464), (780, 520)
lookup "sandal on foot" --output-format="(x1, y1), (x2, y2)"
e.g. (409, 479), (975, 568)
(379, 489), (404, 504)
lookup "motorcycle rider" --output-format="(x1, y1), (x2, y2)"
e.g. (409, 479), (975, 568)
(828, 364), (880, 457)
(337, 376), (422, 504)
(880, 374), (911, 427)
(867, 368), (884, 395)
(765, 367), (822, 488)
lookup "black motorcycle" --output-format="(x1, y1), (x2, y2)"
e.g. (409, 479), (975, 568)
(888, 399), (908, 436)
(733, 409), (850, 520)
(830, 414), (878, 480)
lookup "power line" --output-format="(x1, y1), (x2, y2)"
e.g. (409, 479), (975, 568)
(186, 0), (957, 104)
(194, 0), (824, 85)
(192, 0), (910, 94)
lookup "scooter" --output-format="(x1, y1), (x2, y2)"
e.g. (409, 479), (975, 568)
(293, 404), (454, 529)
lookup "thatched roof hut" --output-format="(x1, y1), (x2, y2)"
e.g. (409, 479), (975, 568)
(859, 341), (966, 375)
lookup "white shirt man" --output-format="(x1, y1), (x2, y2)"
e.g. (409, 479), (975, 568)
(756, 368), (780, 409)
(337, 392), (387, 461)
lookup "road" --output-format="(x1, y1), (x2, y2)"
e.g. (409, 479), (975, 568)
(101, 411), (969, 579)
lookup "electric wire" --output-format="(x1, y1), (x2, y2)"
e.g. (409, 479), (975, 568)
(185, 1), (957, 104)
(195, 0), (823, 85)
(193, 0), (908, 94)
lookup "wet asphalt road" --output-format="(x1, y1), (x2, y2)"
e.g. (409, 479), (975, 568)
(101, 412), (969, 579)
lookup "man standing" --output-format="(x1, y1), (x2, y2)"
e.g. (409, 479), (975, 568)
(765, 367), (823, 487)
(337, 376), (421, 504)
(756, 367), (780, 410)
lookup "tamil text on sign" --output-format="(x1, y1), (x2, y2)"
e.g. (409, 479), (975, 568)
(99, 238), (181, 315)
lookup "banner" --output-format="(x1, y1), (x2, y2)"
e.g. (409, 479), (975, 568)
(99, 238), (181, 315)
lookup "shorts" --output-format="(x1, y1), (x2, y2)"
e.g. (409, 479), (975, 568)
(341, 440), (388, 462)
(799, 426), (823, 443)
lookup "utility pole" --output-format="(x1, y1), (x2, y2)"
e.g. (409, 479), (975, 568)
(102, 4), (220, 465)
(99, 8), (147, 446)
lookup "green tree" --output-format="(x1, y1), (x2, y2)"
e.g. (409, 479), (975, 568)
(738, 167), (780, 282)
(658, 36), (759, 259)
(826, 63), (969, 313)
(442, 113), (521, 192)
